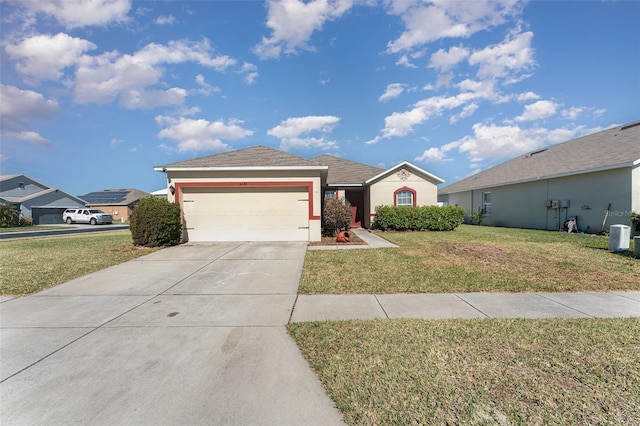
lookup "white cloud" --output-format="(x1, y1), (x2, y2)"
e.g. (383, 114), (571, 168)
(395, 54), (417, 68)
(155, 15), (176, 25)
(450, 103), (479, 123)
(468, 30), (536, 82)
(120, 88), (188, 109)
(429, 45), (470, 72)
(415, 140), (460, 163)
(367, 89), (496, 144)
(517, 91), (540, 101)
(267, 115), (340, 150)
(74, 39), (236, 108)
(386, 0), (523, 53)
(452, 123), (595, 163)
(516, 100), (558, 122)
(0, 85), (58, 147)
(19, 0), (131, 29)
(253, 0), (353, 59)
(240, 62), (259, 85)
(156, 116), (253, 152)
(5, 33), (97, 82)
(379, 83), (407, 102)
(194, 74), (220, 95)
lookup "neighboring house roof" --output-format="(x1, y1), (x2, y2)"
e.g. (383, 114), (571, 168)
(157, 145), (326, 170)
(312, 155), (384, 186)
(0, 174), (85, 207)
(440, 121), (640, 195)
(79, 188), (150, 206)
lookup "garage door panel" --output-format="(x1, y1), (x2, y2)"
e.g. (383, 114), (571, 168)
(182, 187), (310, 242)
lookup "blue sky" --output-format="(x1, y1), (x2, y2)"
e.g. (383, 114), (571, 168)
(1, 0), (638, 195)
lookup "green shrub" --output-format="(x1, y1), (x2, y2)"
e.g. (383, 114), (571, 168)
(0, 203), (20, 228)
(19, 216), (33, 227)
(129, 197), (181, 247)
(632, 211), (640, 234)
(373, 205), (465, 231)
(322, 197), (352, 236)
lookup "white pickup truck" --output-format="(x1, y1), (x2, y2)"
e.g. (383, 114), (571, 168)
(63, 208), (113, 225)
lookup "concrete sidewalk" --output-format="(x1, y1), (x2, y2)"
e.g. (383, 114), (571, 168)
(307, 228), (398, 250)
(290, 291), (640, 322)
(1, 242), (345, 426)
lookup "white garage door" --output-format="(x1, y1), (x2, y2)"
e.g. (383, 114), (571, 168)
(181, 186), (310, 241)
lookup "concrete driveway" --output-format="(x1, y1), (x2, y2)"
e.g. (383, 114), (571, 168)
(0, 242), (345, 425)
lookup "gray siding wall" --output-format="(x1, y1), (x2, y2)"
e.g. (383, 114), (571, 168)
(0, 176), (47, 198)
(439, 168), (632, 233)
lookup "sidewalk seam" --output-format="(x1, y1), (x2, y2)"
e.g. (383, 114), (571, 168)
(374, 295), (390, 319)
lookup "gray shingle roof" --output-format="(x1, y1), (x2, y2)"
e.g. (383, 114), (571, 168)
(312, 155), (384, 185)
(439, 121), (640, 195)
(158, 145), (324, 169)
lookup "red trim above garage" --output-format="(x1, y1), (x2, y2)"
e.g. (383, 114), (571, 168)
(173, 181), (320, 220)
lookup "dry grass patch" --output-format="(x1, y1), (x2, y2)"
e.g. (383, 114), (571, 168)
(289, 318), (640, 425)
(0, 231), (159, 295)
(299, 225), (640, 293)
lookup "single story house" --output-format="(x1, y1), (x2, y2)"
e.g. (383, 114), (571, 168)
(155, 145), (444, 242)
(78, 188), (150, 222)
(438, 121), (640, 234)
(0, 174), (86, 224)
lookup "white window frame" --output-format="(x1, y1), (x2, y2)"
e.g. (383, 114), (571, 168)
(396, 190), (414, 206)
(482, 192), (492, 215)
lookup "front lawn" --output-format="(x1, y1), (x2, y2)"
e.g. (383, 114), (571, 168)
(289, 318), (640, 425)
(299, 225), (640, 293)
(0, 231), (158, 295)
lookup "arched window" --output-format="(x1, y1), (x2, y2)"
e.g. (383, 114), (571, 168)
(394, 187), (416, 206)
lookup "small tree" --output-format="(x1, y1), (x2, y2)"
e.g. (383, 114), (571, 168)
(129, 197), (182, 247)
(322, 197), (352, 237)
(0, 203), (20, 228)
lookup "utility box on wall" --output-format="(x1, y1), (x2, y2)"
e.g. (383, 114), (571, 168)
(561, 199), (570, 208)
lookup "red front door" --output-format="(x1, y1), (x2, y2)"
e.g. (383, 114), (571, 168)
(345, 190), (364, 228)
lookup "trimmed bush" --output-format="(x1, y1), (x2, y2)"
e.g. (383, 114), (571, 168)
(322, 197), (352, 236)
(0, 203), (20, 228)
(373, 205), (465, 231)
(129, 197), (181, 247)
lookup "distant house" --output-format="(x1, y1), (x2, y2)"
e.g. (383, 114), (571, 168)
(155, 145), (444, 242)
(78, 189), (150, 222)
(438, 121), (640, 234)
(0, 174), (86, 224)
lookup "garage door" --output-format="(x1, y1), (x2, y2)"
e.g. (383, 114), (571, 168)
(182, 186), (310, 241)
(32, 207), (66, 225)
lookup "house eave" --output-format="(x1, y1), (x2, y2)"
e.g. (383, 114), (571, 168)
(365, 161), (445, 185)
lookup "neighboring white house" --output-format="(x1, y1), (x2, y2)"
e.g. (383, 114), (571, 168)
(438, 121), (640, 234)
(0, 174), (86, 224)
(155, 145), (444, 242)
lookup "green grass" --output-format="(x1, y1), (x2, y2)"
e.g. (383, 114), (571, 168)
(0, 231), (159, 295)
(300, 225), (640, 294)
(289, 318), (640, 425)
(0, 225), (74, 233)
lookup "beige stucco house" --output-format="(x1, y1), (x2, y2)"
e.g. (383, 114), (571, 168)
(79, 188), (150, 222)
(155, 146), (444, 242)
(438, 121), (640, 234)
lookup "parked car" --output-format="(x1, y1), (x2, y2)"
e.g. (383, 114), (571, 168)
(62, 209), (113, 225)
